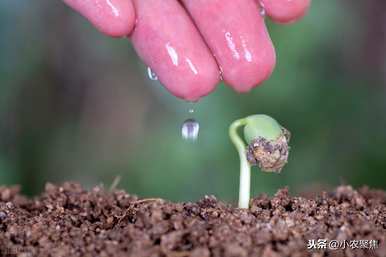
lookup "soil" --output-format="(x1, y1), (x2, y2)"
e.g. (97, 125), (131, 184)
(0, 183), (385, 257)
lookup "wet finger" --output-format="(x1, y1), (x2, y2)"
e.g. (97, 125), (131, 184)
(259, 0), (311, 24)
(63, 0), (136, 37)
(130, 0), (220, 101)
(182, 0), (276, 93)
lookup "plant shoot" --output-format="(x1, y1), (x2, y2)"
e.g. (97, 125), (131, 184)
(229, 114), (290, 208)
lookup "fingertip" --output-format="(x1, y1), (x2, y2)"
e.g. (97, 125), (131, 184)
(182, 0), (276, 94)
(64, 0), (136, 37)
(225, 45), (276, 93)
(100, 5), (136, 37)
(130, 0), (220, 101)
(179, 68), (220, 101)
(260, 0), (311, 24)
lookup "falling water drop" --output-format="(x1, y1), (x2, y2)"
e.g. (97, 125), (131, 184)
(147, 67), (158, 81)
(188, 102), (196, 114)
(181, 118), (200, 142)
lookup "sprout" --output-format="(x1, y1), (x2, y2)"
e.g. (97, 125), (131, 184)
(229, 114), (290, 208)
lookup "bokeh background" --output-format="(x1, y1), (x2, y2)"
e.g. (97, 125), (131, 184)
(0, 1), (385, 202)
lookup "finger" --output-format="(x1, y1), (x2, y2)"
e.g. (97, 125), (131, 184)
(182, 0), (276, 93)
(63, 0), (135, 37)
(130, 0), (220, 101)
(259, 0), (311, 24)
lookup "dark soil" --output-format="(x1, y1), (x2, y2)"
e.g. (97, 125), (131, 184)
(0, 183), (385, 257)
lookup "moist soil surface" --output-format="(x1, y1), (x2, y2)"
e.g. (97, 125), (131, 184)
(0, 183), (385, 257)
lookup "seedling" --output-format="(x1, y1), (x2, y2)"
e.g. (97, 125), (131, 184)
(229, 114), (290, 208)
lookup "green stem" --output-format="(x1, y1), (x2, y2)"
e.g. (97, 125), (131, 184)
(229, 118), (251, 209)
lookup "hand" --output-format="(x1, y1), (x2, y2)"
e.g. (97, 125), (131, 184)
(63, 0), (310, 101)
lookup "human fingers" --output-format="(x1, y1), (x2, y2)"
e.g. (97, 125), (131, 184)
(182, 0), (276, 93)
(130, 0), (220, 101)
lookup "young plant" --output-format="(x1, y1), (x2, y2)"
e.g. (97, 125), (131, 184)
(229, 114), (290, 209)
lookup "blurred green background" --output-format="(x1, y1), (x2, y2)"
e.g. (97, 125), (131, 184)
(0, 1), (385, 202)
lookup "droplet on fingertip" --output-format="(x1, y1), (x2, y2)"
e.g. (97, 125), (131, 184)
(258, 1), (266, 17)
(147, 66), (158, 81)
(260, 8), (266, 17)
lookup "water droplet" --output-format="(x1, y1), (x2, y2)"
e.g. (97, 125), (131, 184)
(259, 8), (266, 17)
(147, 67), (158, 81)
(181, 118), (200, 141)
(259, 2), (266, 17)
(188, 102), (195, 114)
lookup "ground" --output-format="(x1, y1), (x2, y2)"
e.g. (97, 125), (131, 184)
(0, 183), (385, 257)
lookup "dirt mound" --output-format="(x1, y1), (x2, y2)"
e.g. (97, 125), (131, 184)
(0, 183), (384, 257)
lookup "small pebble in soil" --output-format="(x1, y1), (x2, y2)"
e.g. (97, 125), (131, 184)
(0, 211), (7, 220)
